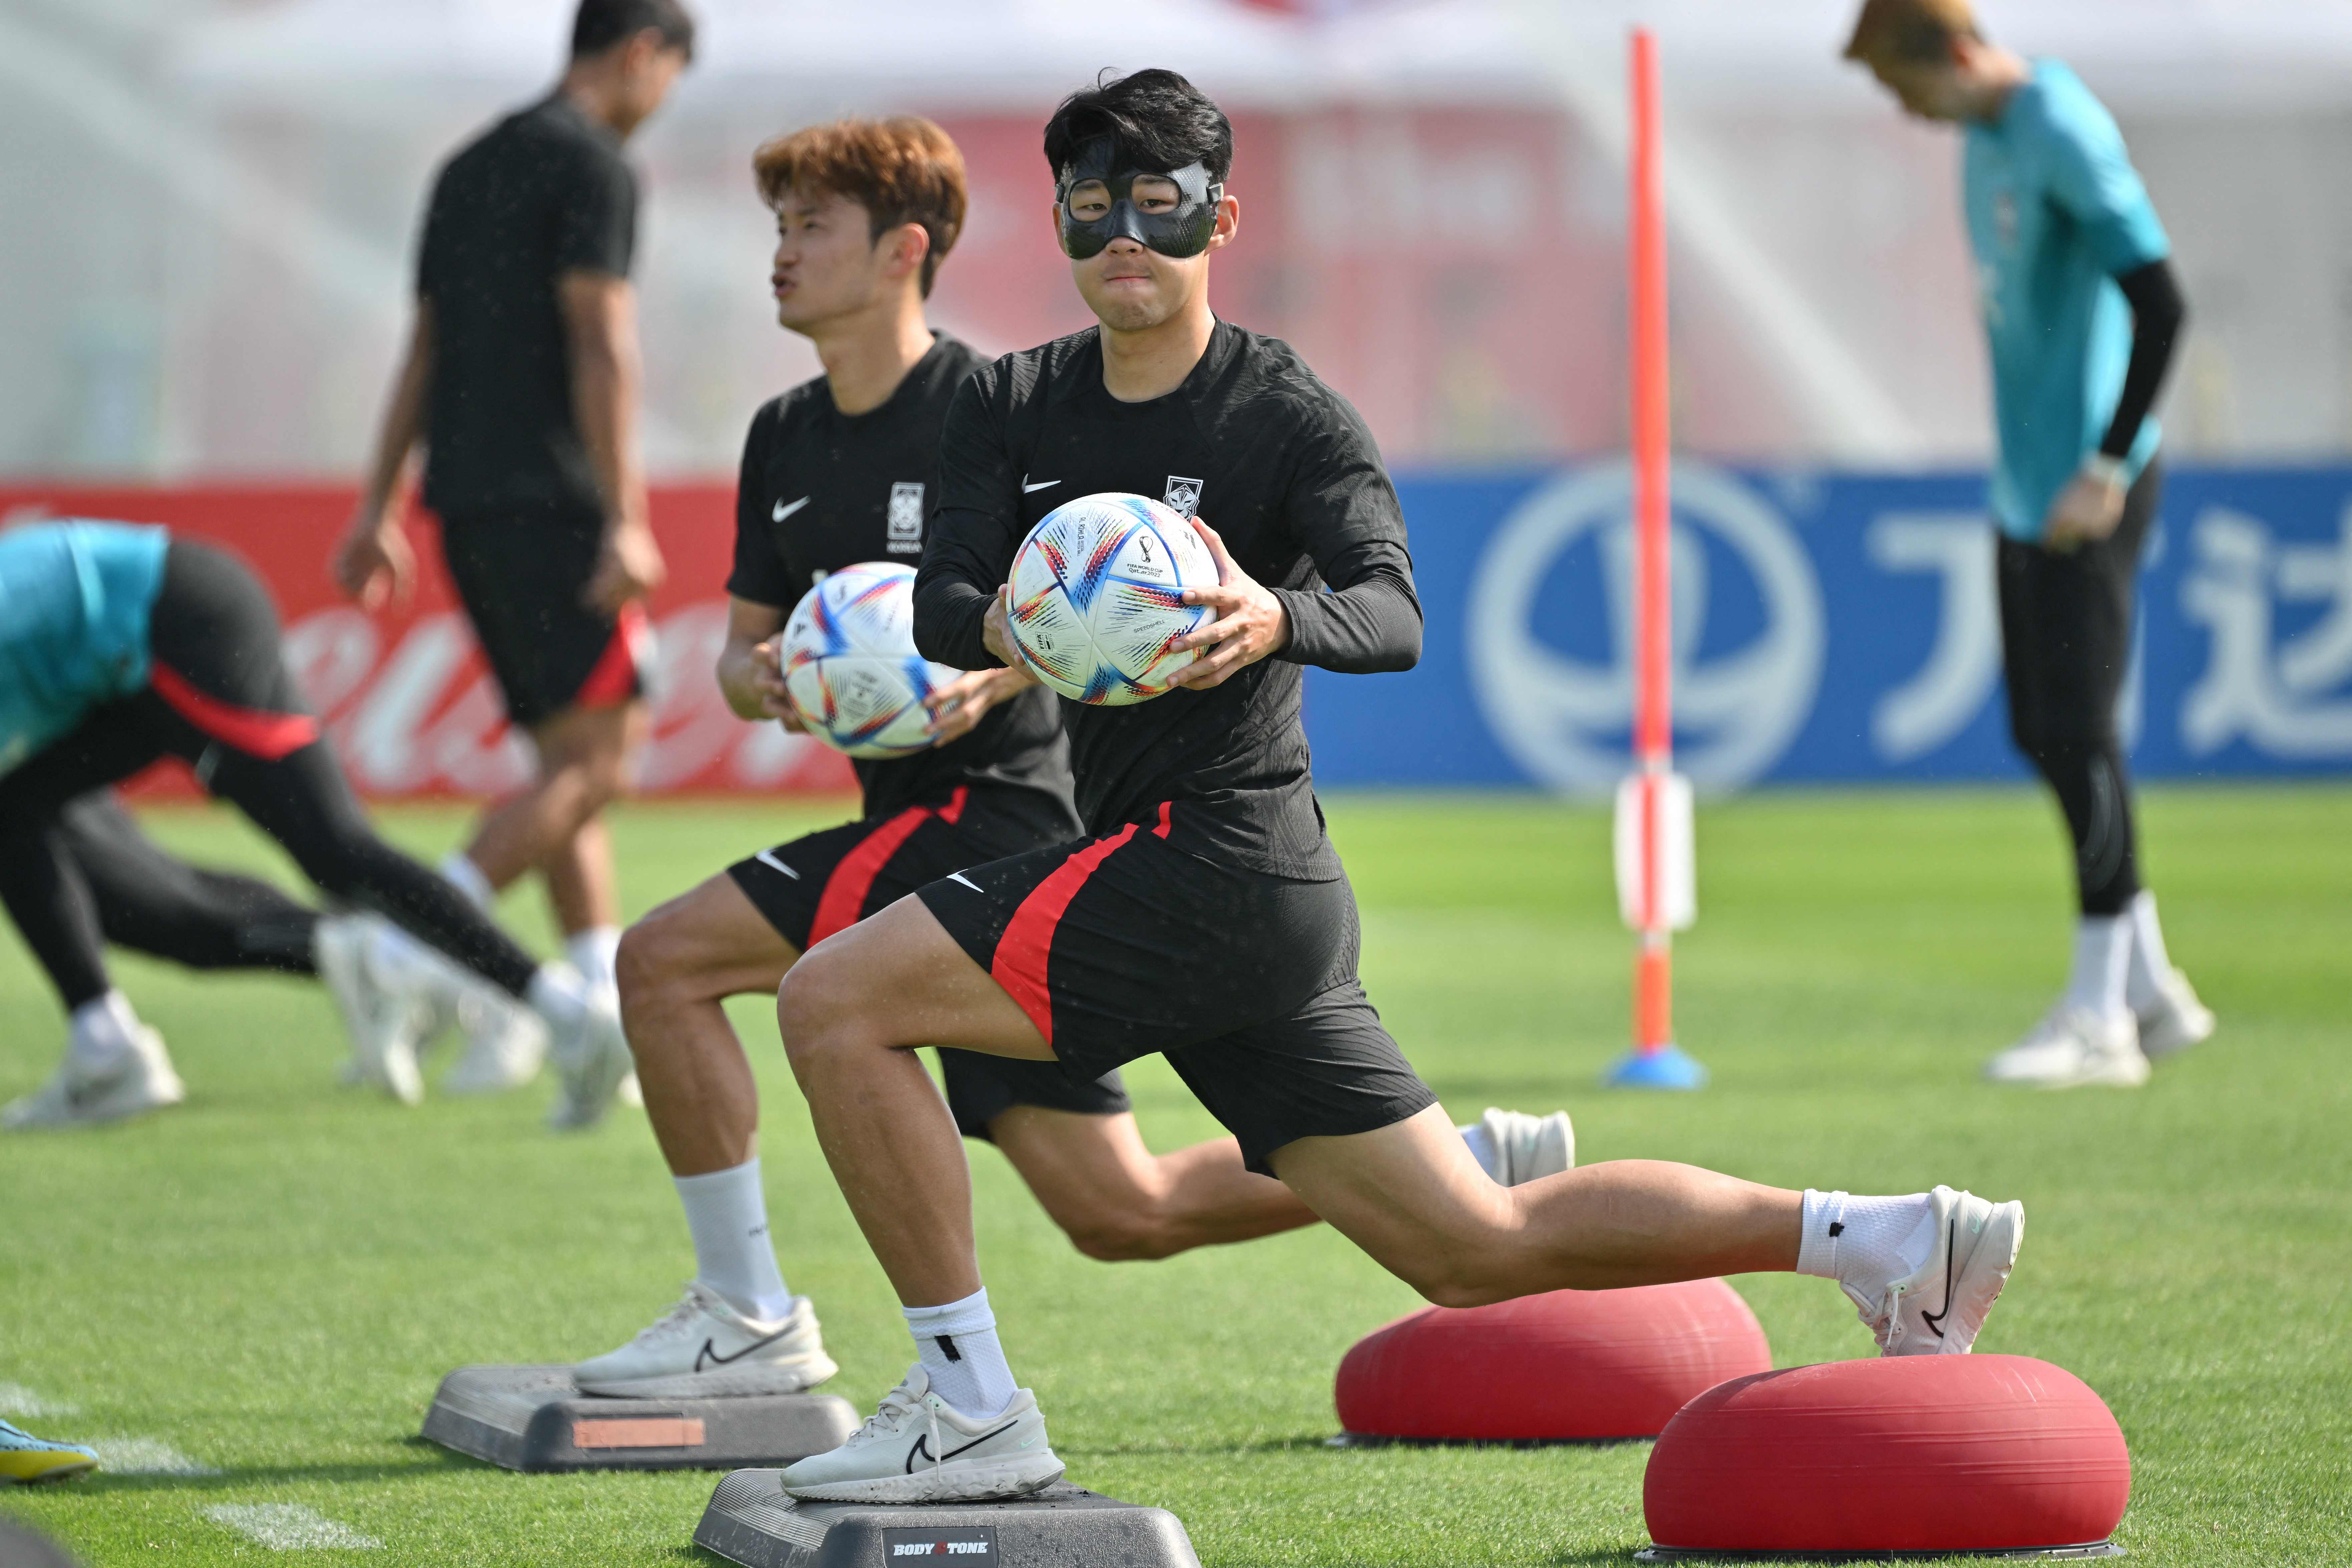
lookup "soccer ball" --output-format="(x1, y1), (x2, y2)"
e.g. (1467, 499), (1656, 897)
(1005, 493), (1219, 706)
(778, 562), (961, 758)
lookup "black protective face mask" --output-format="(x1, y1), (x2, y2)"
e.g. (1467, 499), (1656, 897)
(1055, 138), (1222, 260)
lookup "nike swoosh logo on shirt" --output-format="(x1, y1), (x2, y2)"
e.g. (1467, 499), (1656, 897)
(1919, 1214), (1960, 1339)
(755, 850), (802, 880)
(773, 496), (811, 523)
(945, 872), (983, 892)
(694, 1323), (803, 1372)
(1021, 476), (1060, 494)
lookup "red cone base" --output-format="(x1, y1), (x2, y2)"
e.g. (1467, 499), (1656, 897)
(1642, 1356), (2131, 1556)
(1335, 1280), (1770, 1442)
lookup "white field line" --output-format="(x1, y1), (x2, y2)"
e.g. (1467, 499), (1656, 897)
(0, 1382), (79, 1418)
(205, 1505), (381, 1551)
(86, 1437), (222, 1476)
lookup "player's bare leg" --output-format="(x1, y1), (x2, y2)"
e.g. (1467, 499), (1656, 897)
(779, 899), (1046, 1310)
(458, 698), (644, 935)
(1267, 1109), (1796, 1302)
(989, 1108), (1315, 1260)
(616, 872), (795, 1176)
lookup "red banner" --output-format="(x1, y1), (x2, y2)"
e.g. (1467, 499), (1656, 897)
(0, 485), (856, 799)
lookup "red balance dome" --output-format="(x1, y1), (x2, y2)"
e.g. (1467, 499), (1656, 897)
(1643, 1355), (2131, 1555)
(1335, 1280), (1771, 1442)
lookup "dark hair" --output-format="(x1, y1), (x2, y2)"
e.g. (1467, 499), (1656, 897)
(1042, 69), (1232, 187)
(755, 117), (969, 298)
(572, 0), (696, 62)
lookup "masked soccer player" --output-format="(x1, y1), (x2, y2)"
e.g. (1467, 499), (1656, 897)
(335, 0), (694, 1115)
(569, 116), (1574, 1399)
(1845, 0), (2213, 1088)
(0, 523), (627, 1129)
(765, 70), (2027, 1504)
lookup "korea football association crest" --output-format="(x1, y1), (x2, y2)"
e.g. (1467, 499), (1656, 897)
(887, 482), (926, 553)
(1162, 476), (1204, 519)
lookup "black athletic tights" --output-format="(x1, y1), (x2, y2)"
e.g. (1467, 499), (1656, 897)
(59, 791), (320, 978)
(0, 540), (540, 1010)
(1996, 461), (2160, 918)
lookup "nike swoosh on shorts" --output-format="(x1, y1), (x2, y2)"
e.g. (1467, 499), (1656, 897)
(1021, 477), (1059, 493)
(773, 496), (812, 522)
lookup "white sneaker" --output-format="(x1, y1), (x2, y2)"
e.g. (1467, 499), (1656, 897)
(442, 988), (549, 1095)
(2134, 968), (2215, 1061)
(781, 1364), (1061, 1504)
(546, 983), (633, 1131)
(574, 1283), (838, 1398)
(3, 1025), (186, 1130)
(315, 916), (432, 1106)
(1842, 1185), (2024, 1357)
(1464, 1107), (1575, 1185)
(1986, 1006), (2148, 1088)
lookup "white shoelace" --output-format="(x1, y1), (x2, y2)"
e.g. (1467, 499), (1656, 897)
(854, 1379), (944, 1475)
(633, 1286), (715, 1347)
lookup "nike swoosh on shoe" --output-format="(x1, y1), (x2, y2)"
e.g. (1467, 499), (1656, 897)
(694, 1322), (804, 1371)
(1919, 1212), (1960, 1340)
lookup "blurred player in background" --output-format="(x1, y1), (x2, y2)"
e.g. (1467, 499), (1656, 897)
(1846, 0), (2214, 1089)
(571, 116), (1574, 1399)
(33, 792), (517, 1109)
(0, 523), (628, 1130)
(335, 0), (693, 1094)
(769, 70), (2019, 1505)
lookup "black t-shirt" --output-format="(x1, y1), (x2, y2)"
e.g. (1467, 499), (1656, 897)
(914, 320), (1422, 879)
(417, 93), (637, 524)
(732, 334), (1075, 826)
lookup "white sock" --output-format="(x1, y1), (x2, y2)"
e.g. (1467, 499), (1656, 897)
(67, 990), (142, 1065)
(1794, 1190), (1937, 1294)
(2062, 915), (2131, 1021)
(526, 963), (589, 1027)
(438, 851), (496, 914)
(2122, 891), (2172, 1012)
(904, 1287), (1016, 1419)
(567, 927), (623, 994)
(1459, 1122), (1500, 1182)
(674, 1160), (792, 1321)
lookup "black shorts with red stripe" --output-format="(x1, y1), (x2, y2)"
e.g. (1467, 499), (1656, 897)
(915, 803), (1438, 1175)
(726, 782), (1128, 1139)
(439, 514), (649, 728)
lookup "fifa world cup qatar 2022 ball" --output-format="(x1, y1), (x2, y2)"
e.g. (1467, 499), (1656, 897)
(1005, 493), (1220, 705)
(779, 562), (962, 758)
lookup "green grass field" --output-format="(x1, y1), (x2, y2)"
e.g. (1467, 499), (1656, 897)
(3, 787), (2348, 1566)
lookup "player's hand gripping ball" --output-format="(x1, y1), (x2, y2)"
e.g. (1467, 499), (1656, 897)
(1005, 493), (1219, 705)
(779, 562), (964, 757)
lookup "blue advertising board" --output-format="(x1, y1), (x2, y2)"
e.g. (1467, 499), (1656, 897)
(1307, 462), (2352, 790)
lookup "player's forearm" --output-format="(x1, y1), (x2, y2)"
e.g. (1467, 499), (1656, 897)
(913, 520), (1009, 671)
(2098, 258), (2187, 460)
(567, 291), (649, 532)
(358, 308), (433, 520)
(1272, 568), (1423, 672)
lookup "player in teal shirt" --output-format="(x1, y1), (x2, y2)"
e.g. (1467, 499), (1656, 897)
(0, 521), (170, 780)
(1846, 0), (2213, 1088)
(0, 522), (635, 1131)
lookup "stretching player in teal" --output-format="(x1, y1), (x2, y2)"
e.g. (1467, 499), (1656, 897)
(0, 521), (629, 1129)
(1846, 0), (2213, 1088)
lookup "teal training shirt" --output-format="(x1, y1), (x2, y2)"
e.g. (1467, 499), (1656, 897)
(1964, 59), (2170, 542)
(0, 521), (171, 779)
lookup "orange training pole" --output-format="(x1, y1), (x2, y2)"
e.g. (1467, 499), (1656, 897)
(1609, 26), (1704, 1089)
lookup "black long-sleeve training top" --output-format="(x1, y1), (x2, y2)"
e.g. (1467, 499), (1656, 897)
(914, 320), (1421, 880)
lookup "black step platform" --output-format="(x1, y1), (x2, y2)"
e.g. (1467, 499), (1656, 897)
(421, 1364), (859, 1473)
(693, 1468), (1202, 1568)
